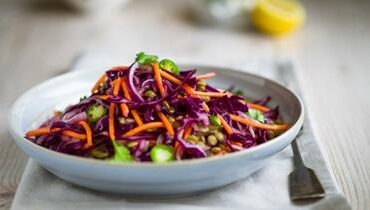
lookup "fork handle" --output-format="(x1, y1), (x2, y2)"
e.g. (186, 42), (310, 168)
(291, 139), (305, 168)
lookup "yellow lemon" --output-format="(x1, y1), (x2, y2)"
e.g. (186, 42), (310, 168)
(251, 0), (306, 36)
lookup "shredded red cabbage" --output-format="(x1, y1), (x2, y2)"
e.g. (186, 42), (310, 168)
(25, 53), (288, 162)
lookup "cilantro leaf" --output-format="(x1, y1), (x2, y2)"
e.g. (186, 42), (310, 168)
(111, 141), (132, 162)
(135, 52), (158, 65)
(233, 89), (244, 96)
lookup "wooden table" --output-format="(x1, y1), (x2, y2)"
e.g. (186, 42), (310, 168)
(0, 0), (369, 209)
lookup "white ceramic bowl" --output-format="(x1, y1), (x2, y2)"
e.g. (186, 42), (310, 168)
(8, 65), (304, 195)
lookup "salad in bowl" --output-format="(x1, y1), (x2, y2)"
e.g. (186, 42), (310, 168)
(25, 52), (289, 163)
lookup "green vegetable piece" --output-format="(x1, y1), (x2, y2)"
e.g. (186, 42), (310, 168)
(135, 52), (158, 65)
(159, 59), (180, 75)
(79, 96), (87, 102)
(86, 104), (107, 124)
(150, 144), (175, 163)
(144, 90), (157, 98)
(247, 109), (265, 123)
(233, 89), (244, 96)
(209, 115), (221, 127)
(111, 140), (132, 162)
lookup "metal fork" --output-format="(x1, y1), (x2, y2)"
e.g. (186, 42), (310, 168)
(289, 133), (325, 201)
(276, 60), (326, 201)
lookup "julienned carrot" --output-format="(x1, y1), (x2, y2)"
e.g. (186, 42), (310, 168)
(109, 103), (116, 140)
(78, 121), (93, 147)
(131, 110), (143, 126)
(230, 114), (289, 131)
(217, 114), (233, 135)
(152, 63), (165, 97)
(202, 102), (210, 112)
(159, 70), (194, 95)
(25, 128), (51, 137)
(183, 126), (193, 139)
(120, 103), (129, 117)
(25, 128), (86, 140)
(196, 72), (216, 80)
(247, 103), (270, 112)
(157, 112), (174, 136)
(175, 140), (184, 160)
(112, 78), (121, 95)
(91, 74), (107, 93)
(193, 91), (226, 97)
(95, 95), (109, 100)
(121, 79), (143, 125)
(239, 100), (271, 112)
(121, 79), (131, 100)
(60, 130), (87, 140)
(122, 122), (164, 137)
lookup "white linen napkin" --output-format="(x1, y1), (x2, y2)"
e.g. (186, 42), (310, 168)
(10, 54), (351, 210)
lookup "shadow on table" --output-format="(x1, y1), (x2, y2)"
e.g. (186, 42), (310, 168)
(23, 0), (82, 15)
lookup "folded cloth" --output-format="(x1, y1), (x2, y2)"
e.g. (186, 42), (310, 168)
(11, 55), (350, 210)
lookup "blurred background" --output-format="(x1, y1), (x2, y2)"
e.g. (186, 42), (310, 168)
(0, 0), (369, 209)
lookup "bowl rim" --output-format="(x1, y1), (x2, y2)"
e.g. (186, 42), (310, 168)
(8, 64), (305, 168)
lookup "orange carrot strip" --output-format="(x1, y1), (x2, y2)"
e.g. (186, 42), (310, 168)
(26, 128), (86, 140)
(62, 130), (87, 140)
(159, 70), (182, 84)
(159, 70), (195, 95)
(202, 102), (210, 112)
(193, 91), (226, 97)
(152, 63), (165, 97)
(109, 103), (116, 140)
(78, 121), (93, 147)
(95, 95), (110, 100)
(196, 72), (216, 80)
(120, 103), (130, 117)
(247, 103), (270, 112)
(230, 114), (289, 131)
(183, 126), (193, 139)
(122, 122), (164, 137)
(118, 79), (131, 117)
(131, 110), (143, 126)
(121, 79), (131, 100)
(217, 114), (233, 135)
(54, 111), (62, 117)
(174, 140), (184, 160)
(112, 78), (121, 95)
(91, 74), (107, 93)
(121, 79), (143, 125)
(157, 112), (174, 136)
(182, 84), (196, 95)
(25, 128), (51, 137)
(239, 100), (271, 112)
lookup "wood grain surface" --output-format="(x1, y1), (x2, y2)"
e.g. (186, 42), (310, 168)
(0, 0), (369, 209)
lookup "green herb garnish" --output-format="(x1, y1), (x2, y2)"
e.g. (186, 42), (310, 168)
(135, 52), (158, 65)
(79, 96), (87, 102)
(111, 141), (132, 162)
(233, 89), (244, 96)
